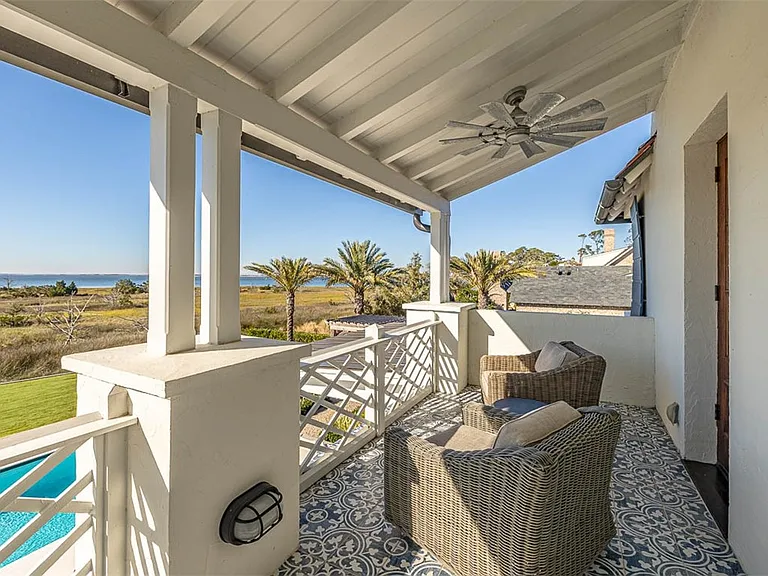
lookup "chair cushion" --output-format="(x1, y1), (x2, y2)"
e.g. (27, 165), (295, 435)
(534, 341), (579, 372)
(427, 424), (496, 451)
(493, 397), (548, 415)
(493, 401), (581, 449)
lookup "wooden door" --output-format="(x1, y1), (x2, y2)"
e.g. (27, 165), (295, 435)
(716, 134), (729, 476)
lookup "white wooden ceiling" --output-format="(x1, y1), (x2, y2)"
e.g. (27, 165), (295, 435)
(30, 0), (696, 203)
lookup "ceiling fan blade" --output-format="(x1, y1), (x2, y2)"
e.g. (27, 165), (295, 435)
(538, 117), (608, 134)
(446, 120), (498, 131)
(439, 136), (485, 145)
(535, 99), (605, 130)
(458, 142), (491, 156)
(519, 139), (545, 158)
(521, 92), (565, 126)
(479, 101), (517, 127)
(530, 133), (585, 148)
(491, 142), (512, 159)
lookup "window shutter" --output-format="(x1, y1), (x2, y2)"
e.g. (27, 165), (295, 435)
(630, 198), (645, 316)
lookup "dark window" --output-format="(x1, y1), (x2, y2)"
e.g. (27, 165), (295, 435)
(630, 198), (646, 316)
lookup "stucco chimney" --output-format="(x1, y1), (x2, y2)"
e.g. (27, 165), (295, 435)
(604, 228), (615, 252)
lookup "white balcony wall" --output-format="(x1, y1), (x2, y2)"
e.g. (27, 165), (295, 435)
(467, 309), (655, 407)
(645, 2), (768, 571)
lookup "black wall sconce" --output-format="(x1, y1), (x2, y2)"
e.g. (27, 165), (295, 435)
(219, 482), (283, 545)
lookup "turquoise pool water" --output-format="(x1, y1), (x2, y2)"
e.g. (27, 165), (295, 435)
(0, 454), (76, 566)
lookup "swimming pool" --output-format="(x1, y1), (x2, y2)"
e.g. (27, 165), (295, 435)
(0, 453), (76, 566)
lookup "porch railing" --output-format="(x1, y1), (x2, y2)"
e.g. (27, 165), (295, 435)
(0, 412), (137, 575)
(298, 319), (439, 490)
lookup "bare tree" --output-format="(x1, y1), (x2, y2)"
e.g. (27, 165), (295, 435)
(33, 298), (47, 324)
(120, 314), (149, 334)
(2, 275), (13, 291)
(48, 295), (94, 344)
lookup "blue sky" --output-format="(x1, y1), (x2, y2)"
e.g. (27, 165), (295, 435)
(0, 61), (651, 274)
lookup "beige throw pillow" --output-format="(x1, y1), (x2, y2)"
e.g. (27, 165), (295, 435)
(493, 401), (581, 449)
(427, 424), (496, 451)
(534, 341), (579, 372)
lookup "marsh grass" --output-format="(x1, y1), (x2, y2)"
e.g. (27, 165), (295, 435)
(0, 286), (354, 382)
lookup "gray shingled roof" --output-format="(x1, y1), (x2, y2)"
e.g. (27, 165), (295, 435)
(327, 315), (405, 327)
(506, 267), (632, 309)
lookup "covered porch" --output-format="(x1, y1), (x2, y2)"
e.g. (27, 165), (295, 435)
(0, 0), (766, 574)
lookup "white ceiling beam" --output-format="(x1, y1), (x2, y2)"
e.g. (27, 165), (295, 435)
(377, 0), (686, 165)
(441, 99), (649, 201)
(1, 0), (448, 213)
(426, 69), (667, 192)
(269, 0), (410, 106)
(152, 0), (236, 48)
(331, 1), (575, 141)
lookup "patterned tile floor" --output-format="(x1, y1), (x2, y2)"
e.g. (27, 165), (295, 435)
(277, 388), (744, 576)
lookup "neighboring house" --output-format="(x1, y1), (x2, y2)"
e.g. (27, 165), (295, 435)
(495, 266), (632, 316)
(581, 229), (634, 267)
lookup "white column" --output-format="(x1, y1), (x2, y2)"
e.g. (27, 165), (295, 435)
(200, 109), (242, 345)
(429, 210), (450, 303)
(147, 84), (197, 355)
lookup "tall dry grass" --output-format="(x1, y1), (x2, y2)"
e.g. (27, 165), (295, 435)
(0, 329), (146, 383)
(0, 286), (353, 382)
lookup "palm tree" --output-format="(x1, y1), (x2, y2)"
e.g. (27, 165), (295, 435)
(320, 240), (397, 314)
(244, 257), (319, 341)
(450, 249), (536, 309)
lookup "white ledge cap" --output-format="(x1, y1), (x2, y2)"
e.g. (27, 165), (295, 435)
(402, 301), (477, 313)
(62, 336), (309, 399)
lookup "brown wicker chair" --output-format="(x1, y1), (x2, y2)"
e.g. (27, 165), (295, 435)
(384, 403), (621, 576)
(480, 341), (606, 408)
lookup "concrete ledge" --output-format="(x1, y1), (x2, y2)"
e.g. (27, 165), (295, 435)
(62, 337), (309, 398)
(403, 301), (476, 313)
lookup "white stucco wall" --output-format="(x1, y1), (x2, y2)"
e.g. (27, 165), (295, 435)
(467, 310), (655, 407)
(65, 338), (308, 576)
(645, 2), (768, 571)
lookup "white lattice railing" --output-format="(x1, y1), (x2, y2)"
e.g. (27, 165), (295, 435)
(0, 412), (136, 575)
(299, 319), (440, 489)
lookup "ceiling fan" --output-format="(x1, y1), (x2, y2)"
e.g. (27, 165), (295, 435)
(439, 86), (608, 160)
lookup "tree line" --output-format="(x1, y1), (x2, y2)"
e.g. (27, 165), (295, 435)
(246, 241), (569, 341)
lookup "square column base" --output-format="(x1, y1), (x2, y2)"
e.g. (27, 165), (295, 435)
(403, 302), (476, 394)
(63, 337), (309, 576)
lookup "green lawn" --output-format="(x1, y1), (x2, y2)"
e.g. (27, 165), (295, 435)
(0, 373), (77, 438)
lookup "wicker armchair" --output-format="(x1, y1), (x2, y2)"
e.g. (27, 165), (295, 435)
(384, 403), (620, 576)
(480, 341), (606, 408)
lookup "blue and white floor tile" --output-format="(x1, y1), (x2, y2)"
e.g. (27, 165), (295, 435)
(277, 388), (744, 576)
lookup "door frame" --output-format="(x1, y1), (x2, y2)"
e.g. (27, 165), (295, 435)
(716, 133), (729, 479)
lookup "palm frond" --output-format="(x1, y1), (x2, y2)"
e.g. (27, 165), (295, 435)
(244, 257), (320, 293)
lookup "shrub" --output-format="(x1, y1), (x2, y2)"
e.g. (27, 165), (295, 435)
(324, 415), (355, 444)
(241, 327), (328, 343)
(0, 303), (32, 327)
(300, 397), (314, 416)
(0, 313), (32, 327)
(114, 279), (141, 294)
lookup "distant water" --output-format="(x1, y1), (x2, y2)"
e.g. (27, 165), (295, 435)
(2, 274), (328, 289)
